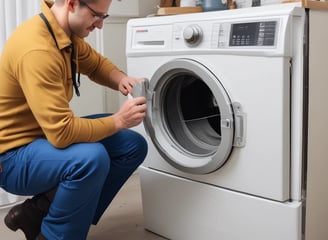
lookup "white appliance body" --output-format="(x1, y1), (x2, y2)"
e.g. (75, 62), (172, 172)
(126, 3), (306, 240)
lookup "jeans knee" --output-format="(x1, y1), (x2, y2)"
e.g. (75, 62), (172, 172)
(71, 143), (110, 182)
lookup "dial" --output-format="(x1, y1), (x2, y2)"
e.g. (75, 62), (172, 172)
(183, 25), (203, 46)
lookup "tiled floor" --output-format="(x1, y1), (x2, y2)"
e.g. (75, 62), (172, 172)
(0, 173), (167, 240)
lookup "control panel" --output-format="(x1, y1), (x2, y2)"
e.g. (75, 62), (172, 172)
(127, 14), (288, 56)
(212, 20), (279, 49)
(229, 21), (277, 47)
(171, 19), (279, 50)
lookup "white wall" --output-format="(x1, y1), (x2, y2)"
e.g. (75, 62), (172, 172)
(0, 0), (40, 53)
(305, 9), (328, 240)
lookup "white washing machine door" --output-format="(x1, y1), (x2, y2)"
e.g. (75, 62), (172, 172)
(138, 58), (245, 174)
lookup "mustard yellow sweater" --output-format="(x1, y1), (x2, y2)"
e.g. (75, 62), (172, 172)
(0, 0), (120, 153)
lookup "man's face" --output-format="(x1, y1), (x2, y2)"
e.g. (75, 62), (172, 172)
(69, 0), (112, 38)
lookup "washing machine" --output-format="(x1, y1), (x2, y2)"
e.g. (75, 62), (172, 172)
(126, 3), (307, 240)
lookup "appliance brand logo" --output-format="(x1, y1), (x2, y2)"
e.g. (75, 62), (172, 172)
(135, 29), (149, 33)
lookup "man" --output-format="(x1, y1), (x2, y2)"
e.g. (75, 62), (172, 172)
(0, 0), (148, 239)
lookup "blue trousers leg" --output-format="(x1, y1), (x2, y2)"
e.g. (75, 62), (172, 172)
(2, 139), (110, 239)
(82, 114), (148, 224)
(0, 114), (147, 240)
(92, 129), (147, 224)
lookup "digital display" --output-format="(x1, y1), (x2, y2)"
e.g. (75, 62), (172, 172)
(229, 21), (277, 47)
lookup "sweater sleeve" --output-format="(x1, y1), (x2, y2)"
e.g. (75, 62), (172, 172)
(17, 46), (117, 149)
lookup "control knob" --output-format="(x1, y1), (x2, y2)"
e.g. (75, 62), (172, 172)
(183, 25), (203, 46)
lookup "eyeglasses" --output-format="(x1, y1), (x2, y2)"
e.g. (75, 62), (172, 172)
(79, 1), (109, 22)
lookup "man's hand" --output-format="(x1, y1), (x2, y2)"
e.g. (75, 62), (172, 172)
(118, 76), (144, 96)
(112, 97), (147, 131)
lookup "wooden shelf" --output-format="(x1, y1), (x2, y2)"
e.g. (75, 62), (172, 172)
(302, 0), (328, 9)
(156, 6), (203, 15)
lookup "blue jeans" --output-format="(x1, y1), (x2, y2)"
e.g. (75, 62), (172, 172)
(0, 114), (147, 240)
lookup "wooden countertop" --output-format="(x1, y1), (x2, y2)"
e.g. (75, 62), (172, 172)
(302, 0), (328, 9)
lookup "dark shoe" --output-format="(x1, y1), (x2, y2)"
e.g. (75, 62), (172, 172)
(4, 188), (56, 240)
(4, 198), (47, 240)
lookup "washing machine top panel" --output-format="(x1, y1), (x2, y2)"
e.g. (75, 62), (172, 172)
(126, 2), (304, 58)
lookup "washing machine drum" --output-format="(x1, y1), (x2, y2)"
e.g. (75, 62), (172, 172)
(143, 59), (245, 174)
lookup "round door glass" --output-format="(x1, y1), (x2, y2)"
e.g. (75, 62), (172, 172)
(145, 59), (235, 174)
(163, 73), (221, 156)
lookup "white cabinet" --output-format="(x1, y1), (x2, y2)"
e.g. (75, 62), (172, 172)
(109, 0), (160, 17)
(103, 19), (129, 113)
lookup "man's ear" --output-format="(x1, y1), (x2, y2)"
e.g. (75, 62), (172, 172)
(66, 0), (78, 12)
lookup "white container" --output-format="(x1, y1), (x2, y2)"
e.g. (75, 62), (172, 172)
(180, 0), (197, 6)
(109, 0), (160, 17)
